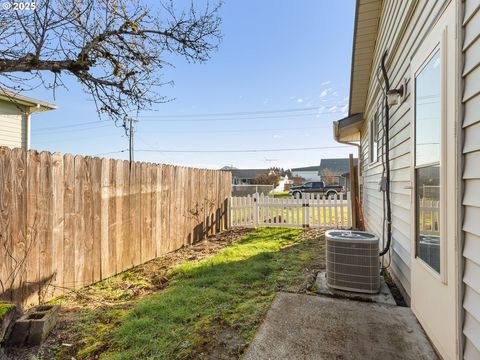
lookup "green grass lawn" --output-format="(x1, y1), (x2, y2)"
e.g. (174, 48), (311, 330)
(104, 228), (323, 359)
(270, 191), (291, 198)
(23, 228), (324, 360)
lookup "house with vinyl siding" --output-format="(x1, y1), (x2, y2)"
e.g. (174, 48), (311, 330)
(0, 89), (57, 149)
(332, 1), (480, 359)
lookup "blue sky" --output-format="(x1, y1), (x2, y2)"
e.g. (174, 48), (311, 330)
(27, 0), (356, 170)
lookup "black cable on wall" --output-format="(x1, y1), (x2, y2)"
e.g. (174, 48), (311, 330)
(379, 50), (392, 257)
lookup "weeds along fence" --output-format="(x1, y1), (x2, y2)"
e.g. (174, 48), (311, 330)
(0, 147), (231, 306)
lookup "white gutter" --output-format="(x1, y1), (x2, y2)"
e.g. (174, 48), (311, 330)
(332, 119), (361, 161)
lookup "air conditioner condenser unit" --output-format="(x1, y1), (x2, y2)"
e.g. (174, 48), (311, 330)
(325, 230), (380, 294)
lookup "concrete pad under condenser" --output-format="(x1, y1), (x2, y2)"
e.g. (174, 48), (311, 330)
(244, 292), (438, 360)
(315, 272), (396, 305)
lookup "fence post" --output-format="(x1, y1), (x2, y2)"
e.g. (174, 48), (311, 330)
(228, 196), (232, 229)
(253, 192), (258, 227)
(347, 191), (352, 228)
(304, 193), (310, 228)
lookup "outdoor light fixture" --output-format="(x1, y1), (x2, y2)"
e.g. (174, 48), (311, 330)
(386, 85), (404, 107)
(386, 78), (408, 107)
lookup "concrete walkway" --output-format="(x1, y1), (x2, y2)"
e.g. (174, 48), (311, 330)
(244, 292), (438, 360)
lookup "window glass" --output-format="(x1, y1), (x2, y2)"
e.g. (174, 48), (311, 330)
(304, 182), (312, 188)
(415, 50), (441, 166)
(369, 112), (379, 163)
(415, 49), (441, 274)
(416, 165), (440, 273)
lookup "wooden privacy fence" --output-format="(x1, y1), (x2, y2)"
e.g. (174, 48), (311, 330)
(0, 147), (231, 306)
(230, 192), (352, 229)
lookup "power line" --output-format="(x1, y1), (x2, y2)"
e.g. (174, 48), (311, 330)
(134, 145), (351, 153)
(93, 150), (128, 156)
(141, 112), (321, 122)
(137, 125), (331, 135)
(31, 110), (342, 134)
(32, 117), (338, 135)
(33, 124), (112, 135)
(33, 120), (109, 132)
(32, 106), (345, 133)
(140, 110), (344, 122)
(138, 106), (323, 118)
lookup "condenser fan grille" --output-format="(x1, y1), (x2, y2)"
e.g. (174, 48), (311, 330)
(326, 230), (380, 294)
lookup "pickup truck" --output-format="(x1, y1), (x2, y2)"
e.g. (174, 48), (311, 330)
(288, 181), (345, 198)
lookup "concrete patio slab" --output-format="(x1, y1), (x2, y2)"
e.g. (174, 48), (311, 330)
(244, 292), (438, 360)
(315, 272), (396, 306)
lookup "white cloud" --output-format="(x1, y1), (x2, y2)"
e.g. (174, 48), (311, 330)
(273, 134), (284, 139)
(327, 105), (338, 113)
(319, 89), (328, 97)
(321, 81), (331, 86)
(297, 98), (304, 103)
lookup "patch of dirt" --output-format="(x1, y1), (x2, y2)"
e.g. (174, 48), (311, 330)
(382, 270), (407, 307)
(4, 228), (253, 360)
(188, 319), (246, 360)
(277, 228), (326, 294)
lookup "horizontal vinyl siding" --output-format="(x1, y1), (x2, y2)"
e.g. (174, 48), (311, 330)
(360, 0), (447, 301)
(462, 0), (480, 358)
(0, 101), (26, 148)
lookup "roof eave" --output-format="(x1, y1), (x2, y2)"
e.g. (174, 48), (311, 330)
(0, 90), (57, 112)
(333, 113), (364, 143)
(348, 0), (382, 116)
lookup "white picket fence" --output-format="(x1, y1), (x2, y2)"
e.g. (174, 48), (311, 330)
(419, 199), (440, 236)
(229, 192), (352, 229)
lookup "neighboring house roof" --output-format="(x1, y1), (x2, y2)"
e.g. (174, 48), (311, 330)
(0, 88), (57, 112)
(318, 158), (358, 176)
(291, 165), (320, 172)
(229, 169), (269, 179)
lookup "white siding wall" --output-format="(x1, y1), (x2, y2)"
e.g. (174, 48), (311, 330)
(359, 0), (447, 302)
(0, 101), (27, 149)
(462, 0), (480, 358)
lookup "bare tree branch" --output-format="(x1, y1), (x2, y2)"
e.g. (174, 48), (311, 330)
(0, 0), (222, 125)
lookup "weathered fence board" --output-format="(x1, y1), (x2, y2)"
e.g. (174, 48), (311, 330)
(0, 147), (231, 306)
(230, 192), (352, 229)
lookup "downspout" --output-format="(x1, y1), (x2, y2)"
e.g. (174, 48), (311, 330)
(332, 121), (361, 157)
(333, 120), (362, 229)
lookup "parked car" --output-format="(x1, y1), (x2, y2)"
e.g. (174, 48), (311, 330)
(288, 181), (345, 198)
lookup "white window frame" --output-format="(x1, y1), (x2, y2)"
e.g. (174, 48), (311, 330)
(369, 111), (379, 164)
(411, 38), (447, 283)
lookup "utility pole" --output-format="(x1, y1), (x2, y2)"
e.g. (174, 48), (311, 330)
(128, 117), (135, 164)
